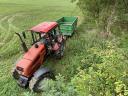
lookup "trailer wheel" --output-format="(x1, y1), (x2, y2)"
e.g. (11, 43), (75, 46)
(29, 72), (54, 92)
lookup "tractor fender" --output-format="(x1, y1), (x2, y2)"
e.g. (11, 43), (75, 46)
(33, 67), (51, 79)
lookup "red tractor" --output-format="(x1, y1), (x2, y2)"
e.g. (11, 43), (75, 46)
(12, 22), (65, 92)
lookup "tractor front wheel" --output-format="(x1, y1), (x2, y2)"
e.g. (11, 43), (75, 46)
(29, 72), (54, 92)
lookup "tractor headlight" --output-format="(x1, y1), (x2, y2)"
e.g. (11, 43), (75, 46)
(17, 67), (24, 72)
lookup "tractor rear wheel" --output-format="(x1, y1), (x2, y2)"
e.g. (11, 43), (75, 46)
(55, 40), (65, 59)
(29, 72), (54, 92)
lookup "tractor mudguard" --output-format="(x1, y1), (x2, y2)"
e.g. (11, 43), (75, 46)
(33, 67), (51, 79)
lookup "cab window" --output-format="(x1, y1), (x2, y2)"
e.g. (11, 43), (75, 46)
(31, 32), (41, 44)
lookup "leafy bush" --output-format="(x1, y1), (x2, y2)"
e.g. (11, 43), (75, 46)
(72, 0), (128, 33)
(71, 40), (128, 96)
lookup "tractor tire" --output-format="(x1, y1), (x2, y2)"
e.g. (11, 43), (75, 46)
(55, 40), (65, 59)
(29, 72), (54, 92)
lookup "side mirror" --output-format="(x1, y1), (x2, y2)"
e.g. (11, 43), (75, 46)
(22, 32), (26, 39)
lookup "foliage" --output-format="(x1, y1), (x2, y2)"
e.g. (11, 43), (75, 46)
(71, 40), (128, 96)
(72, 0), (128, 33)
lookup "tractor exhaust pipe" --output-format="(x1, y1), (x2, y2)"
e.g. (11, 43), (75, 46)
(15, 32), (28, 52)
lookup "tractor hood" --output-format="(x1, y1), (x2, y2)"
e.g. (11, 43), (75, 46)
(23, 44), (45, 61)
(16, 43), (46, 77)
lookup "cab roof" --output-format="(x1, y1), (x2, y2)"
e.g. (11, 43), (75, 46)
(30, 22), (58, 33)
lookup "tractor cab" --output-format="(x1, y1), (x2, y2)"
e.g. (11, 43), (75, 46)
(27, 22), (63, 53)
(18, 22), (63, 52)
(29, 22), (59, 44)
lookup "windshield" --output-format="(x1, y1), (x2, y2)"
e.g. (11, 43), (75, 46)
(31, 32), (41, 43)
(22, 31), (42, 48)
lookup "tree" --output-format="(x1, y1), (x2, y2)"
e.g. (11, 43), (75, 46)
(72, 0), (128, 33)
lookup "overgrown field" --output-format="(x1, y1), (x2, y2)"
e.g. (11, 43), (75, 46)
(0, 0), (79, 95)
(0, 0), (128, 96)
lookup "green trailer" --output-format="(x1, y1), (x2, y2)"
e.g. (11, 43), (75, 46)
(56, 17), (78, 36)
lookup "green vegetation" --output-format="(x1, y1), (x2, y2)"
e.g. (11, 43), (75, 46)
(0, 0), (128, 96)
(72, 0), (128, 33)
